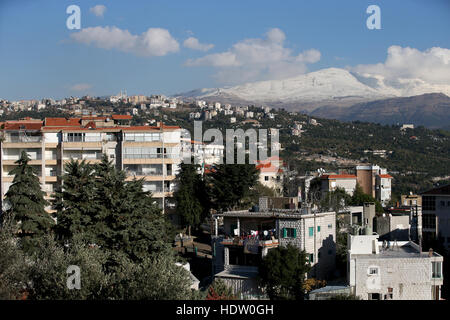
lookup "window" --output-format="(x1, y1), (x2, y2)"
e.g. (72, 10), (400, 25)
(368, 267), (379, 275)
(440, 201), (446, 207)
(309, 227), (314, 237)
(264, 176), (269, 181)
(328, 224), (332, 229)
(432, 262), (442, 279)
(309, 254), (314, 263)
(124, 132), (161, 142)
(66, 132), (83, 142)
(423, 214), (437, 230)
(368, 293), (381, 300)
(423, 196), (436, 211)
(282, 228), (296, 238)
(317, 226), (321, 232)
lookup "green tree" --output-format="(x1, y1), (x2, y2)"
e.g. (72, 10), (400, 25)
(174, 163), (204, 236)
(92, 155), (173, 262)
(320, 187), (351, 213)
(208, 163), (259, 211)
(53, 159), (97, 244)
(3, 151), (53, 252)
(0, 225), (30, 300)
(259, 244), (310, 300)
(27, 234), (109, 300)
(350, 183), (384, 213)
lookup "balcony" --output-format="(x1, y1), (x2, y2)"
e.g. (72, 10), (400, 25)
(221, 236), (279, 248)
(4, 135), (42, 143)
(123, 153), (179, 159)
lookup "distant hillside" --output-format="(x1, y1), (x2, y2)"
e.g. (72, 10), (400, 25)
(310, 93), (450, 129)
(175, 68), (450, 112)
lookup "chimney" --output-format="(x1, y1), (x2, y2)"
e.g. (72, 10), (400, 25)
(428, 248), (433, 257)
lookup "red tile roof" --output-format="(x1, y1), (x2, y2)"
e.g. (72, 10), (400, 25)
(378, 174), (393, 179)
(1, 116), (180, 132)
(112, 115), (132, 120)
(44, 118), (81, 127)
(2, 122), (43, 130)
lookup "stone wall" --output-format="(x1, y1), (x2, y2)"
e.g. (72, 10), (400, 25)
(352, 256), (443, 300)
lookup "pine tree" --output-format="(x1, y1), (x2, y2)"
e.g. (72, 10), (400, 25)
(3, 151), (53, 251)
(92, 155), (172, 262)
(174, 163), (204, 236)
(208, 163), (259, 211)
(52, 159), (97, 244)
(259, 244), (310, 300)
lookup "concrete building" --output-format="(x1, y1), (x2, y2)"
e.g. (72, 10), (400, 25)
(320, 174), (357, 197)
(255, 156), (285, 195)
(347, 234), (443, 300)
(401, 193), (422, 207)
(211, 199), (336, 298)
(376, 214), (411, 241)
(421, 184), (450, 248)
(0, 116), (182, 212)
(180, 138), (224, 166)
(356, 165), (393, 206)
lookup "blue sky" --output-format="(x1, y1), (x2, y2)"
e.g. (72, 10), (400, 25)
(0, 0), (449, 100)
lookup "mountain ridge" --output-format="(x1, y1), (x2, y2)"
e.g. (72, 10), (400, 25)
(175, 67), (450, 112)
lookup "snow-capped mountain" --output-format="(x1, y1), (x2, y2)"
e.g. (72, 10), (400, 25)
(176, 68), (450, 110)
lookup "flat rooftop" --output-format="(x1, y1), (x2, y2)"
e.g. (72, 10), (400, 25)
(352, 243), (442, 259)
(214, 209), (335, 219)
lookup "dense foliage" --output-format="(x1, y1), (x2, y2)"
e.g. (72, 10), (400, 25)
(2, 151), (54, 253)
(259, 244), (310, 300)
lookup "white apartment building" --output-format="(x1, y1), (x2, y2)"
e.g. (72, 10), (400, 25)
(348, 234), (443, 300)
(0, 116), (182, 212)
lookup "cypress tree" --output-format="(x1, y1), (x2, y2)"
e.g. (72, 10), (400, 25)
(173, 163), (204, 236)
(3, 151), (53, 251)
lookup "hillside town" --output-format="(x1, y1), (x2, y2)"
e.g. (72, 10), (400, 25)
(0, 92), (448, 301)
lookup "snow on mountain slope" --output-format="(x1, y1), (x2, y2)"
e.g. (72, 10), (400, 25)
(176, 67), (450, 106)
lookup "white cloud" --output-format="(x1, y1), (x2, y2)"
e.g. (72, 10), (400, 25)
(183, 37), (214, 51)
(90, 5), (106, 17)
(351, 46), (450, 85)
(185, 28), (321, 84)
(70, 26), (179, 57)
(70, 83), (92, 91)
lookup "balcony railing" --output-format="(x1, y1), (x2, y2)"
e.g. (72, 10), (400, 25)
(3, 155), (42, 161)
(220, 236), (279, 248)
(127, 171), (163, 176)
(5, 135), (42, 143)
(124, 153), (179, 159)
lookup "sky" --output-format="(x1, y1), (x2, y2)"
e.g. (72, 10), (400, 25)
(0, 0), (449, 100)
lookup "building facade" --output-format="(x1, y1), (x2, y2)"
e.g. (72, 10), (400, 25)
(421, 184), (450, 249)
(347, 235), (443, 300)
(210, 199), (336, 298)
(356, 165), (393, 206)
(0, 116), (182, 212)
